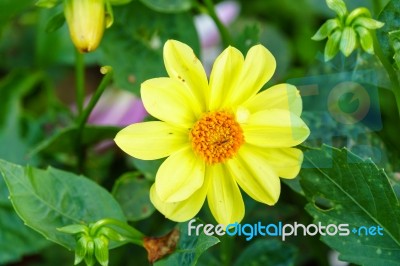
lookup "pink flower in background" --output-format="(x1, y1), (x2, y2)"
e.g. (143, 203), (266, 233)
(87, 88), (147, 126)
(194, 0), (240, 73)
(194, 0), (240, 48)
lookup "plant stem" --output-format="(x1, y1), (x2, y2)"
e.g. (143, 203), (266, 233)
(77, 68), (113, 131)
(75, 67), (113, 173)
(372, 32), (400, 119)
(90, 218), (144, 246)
(75, 49), (85, 116)
(203, 0), (232, 47)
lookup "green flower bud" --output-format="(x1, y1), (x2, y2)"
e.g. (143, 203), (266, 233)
(325, 30), (342, 61)
(64, 0), (106, 53)
(345, 7), (371, 25)
(355, 26), (374, 54)
(311, 18), (340, 41)
(340, 27), (357, 56)
(313, 0), (383, 60)
(94, 236), (109, 266)
(75, 235), (90, 265)
(84, 240), (96, 266)
(353, 17), (385, 30)
(58, 224), (89, 235)
(326, 0), (347, 18)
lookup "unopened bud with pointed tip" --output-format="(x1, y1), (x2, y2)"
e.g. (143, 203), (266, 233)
(64, 0), (106, 53)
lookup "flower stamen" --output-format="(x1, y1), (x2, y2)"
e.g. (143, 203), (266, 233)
(190, 111), (244, 164)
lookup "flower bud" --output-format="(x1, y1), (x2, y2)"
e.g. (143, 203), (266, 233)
(64, 0), (106, 53)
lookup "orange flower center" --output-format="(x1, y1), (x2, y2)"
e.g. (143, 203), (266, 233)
(190, 111), (244, 164)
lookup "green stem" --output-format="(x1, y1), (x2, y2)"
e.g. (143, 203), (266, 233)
(75, 49), (85, 116)
(203, 0), (232, 47)
(77, 68), (113, 131)
(90, 218), (144, 246)
(372, 32), (400, 119)
(75, 68), (113, 173)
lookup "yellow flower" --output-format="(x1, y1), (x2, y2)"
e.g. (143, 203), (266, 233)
(114, 40), (310, 225)
(64, 0), (106, 53)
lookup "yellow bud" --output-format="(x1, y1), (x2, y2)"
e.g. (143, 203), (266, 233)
(64, 0), (106, 53)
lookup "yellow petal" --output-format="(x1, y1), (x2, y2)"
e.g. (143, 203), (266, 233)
(227, 144), (281, 205)
(247, 146), (303, 179)
(155, 147), (205, 202)
(229, 44), (276, 106)
(149, 177), (209, 222)
(209, 46), (244, 110)
(207, 164), (244, 225)
(114, 121), (188, 160)
(141, 78), (202, 127)
(163, 40), (209, 109)
(242, 109), (310, 147)
(243, 83), (302, 116)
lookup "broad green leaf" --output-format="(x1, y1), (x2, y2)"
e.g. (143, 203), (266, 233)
(99, 1), (200, 95)
(233, 239), (297, 266)
(112, 172), (155, 221)
(0, 160), (127, 250)
(377, 0), (400, 65)
(154, 220), (220, 266)
(300, 145), (400, 265)
(139, 0), (192, 13)
(0, 188), (50, 264)
(30, 125), (120, 155)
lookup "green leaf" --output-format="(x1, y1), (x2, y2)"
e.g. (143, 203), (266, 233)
(112, 172), (155, 221)
(324, 29), (341, 61)
(139, 0), (192, 13)
(340, 26), (357, 56)
(45, 11), (65, 33)
(233, 239), (297, 266)
(326, 0), (347, 17)
(99, 1), (200, 95)
(311, 18), (340, 41)
(0, 198), (51, 264)
(0, 160), (127, 250)
(300, 145), (400, 265)
(355, 26), (374, 54)
(377, 0), (400, 65)
(30, 125), (120, 155)
(154, 221), (220, 266)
